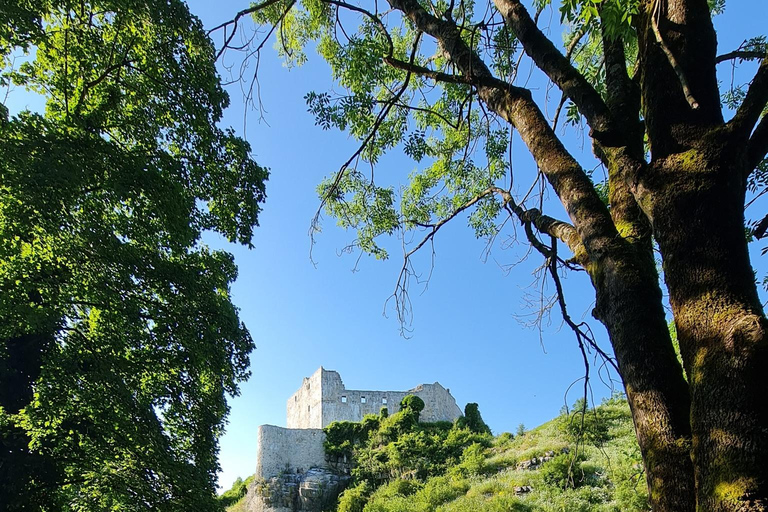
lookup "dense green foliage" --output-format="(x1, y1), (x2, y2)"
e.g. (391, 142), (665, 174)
(455, 403), (492, 435)
(325, 397), (493, 502)
(331, 395), (648, 512)
(1, 1), (267, 510)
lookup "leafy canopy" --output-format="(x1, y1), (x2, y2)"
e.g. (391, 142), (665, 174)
(244, 0), (766, 274)
(1, 1), (267, 510)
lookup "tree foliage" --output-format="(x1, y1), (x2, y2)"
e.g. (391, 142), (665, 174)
(455, 402), (492, 435)
(0, 1), (267, 510)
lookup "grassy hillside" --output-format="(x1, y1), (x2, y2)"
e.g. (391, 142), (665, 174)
(222, 395), (649, 512)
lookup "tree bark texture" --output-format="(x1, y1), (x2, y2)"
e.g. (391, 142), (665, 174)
(646, 138), (768, 511)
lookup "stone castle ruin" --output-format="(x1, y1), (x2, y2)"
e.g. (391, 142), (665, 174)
(245, 367), (463, 512)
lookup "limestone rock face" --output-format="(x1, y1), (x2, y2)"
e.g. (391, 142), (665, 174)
(244, 468), (350, 512)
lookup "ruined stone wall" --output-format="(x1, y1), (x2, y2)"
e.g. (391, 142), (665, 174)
(283, 368), (463, 427)
(285, 367), (463, 428)
(286, 369), (324, 429)
(407, 383), (464, 423)
(255, 425), (328, 479)
(321, 383), (462, 425)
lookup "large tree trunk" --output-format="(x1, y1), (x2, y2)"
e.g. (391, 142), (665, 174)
(649, 138), (768, 511)
(633, 0), (768, 507)
(591, 243), (696, 511)
(1, 331), (59, 511)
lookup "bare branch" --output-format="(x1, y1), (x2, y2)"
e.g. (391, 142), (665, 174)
(208, 0), (287, 60)
(490, 186), (585, 261)
(326, 0), (394, 57)
(716, 50), (768, 64)
(748, 114), (768, 173)
(730, 56), (768, 139)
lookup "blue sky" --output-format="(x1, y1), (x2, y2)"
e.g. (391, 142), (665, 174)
(5, 0), (767, 494)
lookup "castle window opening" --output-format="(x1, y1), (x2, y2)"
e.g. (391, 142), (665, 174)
(361, 396), (367, 404)
(341, 396), (347, 403)
(382, 397), (387, 405)
(307, 405), (310, 412)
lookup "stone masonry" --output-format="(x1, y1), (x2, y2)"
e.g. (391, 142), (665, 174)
(286, 367), (463, 429)
(246, 367), (463, 512)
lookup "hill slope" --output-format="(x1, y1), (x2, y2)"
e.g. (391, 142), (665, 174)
(223, 395), (649, 512)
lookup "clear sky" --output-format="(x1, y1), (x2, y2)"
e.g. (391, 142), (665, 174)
(180, 0), (768, 491)
(6, 0), (767, 494)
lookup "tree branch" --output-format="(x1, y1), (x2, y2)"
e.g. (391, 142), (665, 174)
(600, 28), (640, 130)
(492, 0), (618, 143)
(326, 0), (394, 57)
(208, 0), (287, 60)
(489, 187), (586, 263)
(730, 56), (768, 139)
(387, 0), (618, 262)
(716, 50), (768, 64)
(649, 5), (699, 110)
(310, 32), (421, 262)
(747, 114), (768, 173)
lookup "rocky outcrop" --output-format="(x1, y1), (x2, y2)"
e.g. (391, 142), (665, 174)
(244, 467), (350, 512)
(516, 448), (569, 470)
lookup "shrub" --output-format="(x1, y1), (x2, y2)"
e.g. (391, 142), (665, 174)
(218, 475), (254, 508)
(455, 403), (492, 435)
(450, 443), (488, 477)
(560, 405), (610, 448)
(338, 482), (371, 512)
(539, 452), (590, 488)
(400, 395), (425, 413)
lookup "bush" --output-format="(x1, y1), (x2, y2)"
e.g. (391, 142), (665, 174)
(455, 403), (492, 434)
(400, 395), (425, 414)
(539, 452), (590, 488)
(338, 482), (371, 512)
(560, 404), (610, 448)
(450, 443), (488, 477)
(218, 475), (254, 508)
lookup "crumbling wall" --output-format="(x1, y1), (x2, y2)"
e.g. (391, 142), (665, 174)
(286, 369), (324, 429)
(318, 370), (463, 426)
(255, 425), (327, 479)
